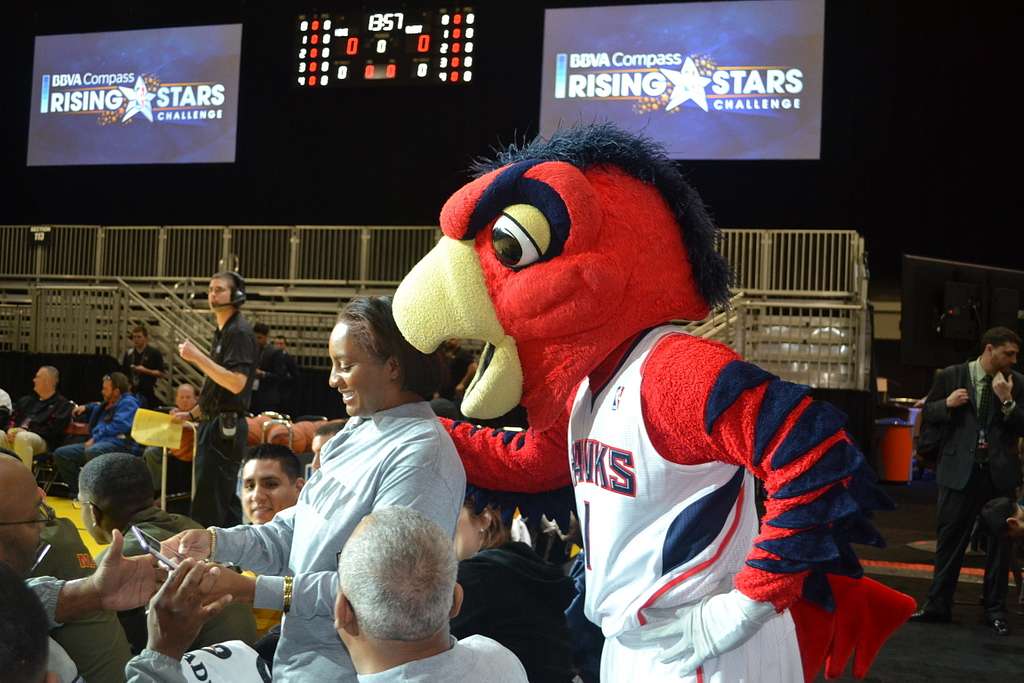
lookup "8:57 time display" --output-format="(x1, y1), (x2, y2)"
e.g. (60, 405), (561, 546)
(295, 7), (477, 87)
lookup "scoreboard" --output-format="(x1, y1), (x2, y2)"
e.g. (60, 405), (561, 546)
(295, 7), (476, 87)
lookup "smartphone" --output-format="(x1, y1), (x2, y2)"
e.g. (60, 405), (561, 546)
(130, 525), (180, 570)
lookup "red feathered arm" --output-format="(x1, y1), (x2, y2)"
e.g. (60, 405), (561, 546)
(641, 334), (912, 679)
(440, 410), (572, 493)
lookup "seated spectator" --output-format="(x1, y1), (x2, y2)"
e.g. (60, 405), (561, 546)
(241, 444), (304, 525)
(309, 419), (346, 470)
(78, 452), (257, 653)
(121, 325), (165, 409)
(0, 386), (11, 428)
(53, 372), (140, 497)
(438, 339), (478, 402)
(0, 366), (72, 470)
(429, 397), (462, 420)
(0, 561), (55, 683)
(336, 506), (528, 682)
(242, 445), (304, 655)
(452, 500), (574, 683)
(0, 455), (161, 682)
(31, 509), (132, 682)
(142, 383), (199, 496)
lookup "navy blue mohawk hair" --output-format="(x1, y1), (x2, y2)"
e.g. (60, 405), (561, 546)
(470, 122), (732, 312)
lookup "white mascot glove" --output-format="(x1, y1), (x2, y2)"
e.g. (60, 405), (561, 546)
(510, 515), (531, 544)
(638, 588), (777, 677)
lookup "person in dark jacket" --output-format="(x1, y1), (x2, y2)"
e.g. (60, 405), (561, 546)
(1, 366), (72, 469)
(250, 323), (292, 415)
(911, 326), (1024, 635)
(120, 325), (165, 409)
(272, 336), (301, 415)
(452, 499), (575, 683)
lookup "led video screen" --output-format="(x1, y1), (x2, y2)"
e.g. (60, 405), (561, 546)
(540, 1), (825, 159)
(27, 24), (243, 166)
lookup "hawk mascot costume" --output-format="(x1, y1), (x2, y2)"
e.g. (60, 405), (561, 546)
(393, 124), (914, 682)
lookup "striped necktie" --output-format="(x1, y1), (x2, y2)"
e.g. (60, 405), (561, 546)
(977, 375), (993, 428)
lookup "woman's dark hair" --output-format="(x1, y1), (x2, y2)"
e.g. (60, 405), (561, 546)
(339, 296), (447, 400)
(463, 500), (510, 551)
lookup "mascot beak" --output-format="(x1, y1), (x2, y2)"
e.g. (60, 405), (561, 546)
(393, 237), (524, 419)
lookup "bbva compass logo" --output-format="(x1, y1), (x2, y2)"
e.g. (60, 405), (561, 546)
(40, 71), (229, 125)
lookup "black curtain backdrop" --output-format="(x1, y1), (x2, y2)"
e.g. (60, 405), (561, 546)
(0, 352), (348, 421)
(0, 352), (121, 407)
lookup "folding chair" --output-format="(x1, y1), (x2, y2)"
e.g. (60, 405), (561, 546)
(33, 452), (62, 495)
(160, 421), (198, 512)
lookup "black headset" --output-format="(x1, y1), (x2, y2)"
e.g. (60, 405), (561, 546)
(227, 271), (247, 306)
(214, 271), (247, 306)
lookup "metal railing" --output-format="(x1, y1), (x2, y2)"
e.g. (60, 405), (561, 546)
(0, 225), (870, 391)
(1, 224), (443, 287)
(719, 229), (864, 298)
(114, 279), (210, 394)
(3, 225), (865, 296)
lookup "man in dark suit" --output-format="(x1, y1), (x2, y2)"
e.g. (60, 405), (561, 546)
(250, 323), (291, 415)
(911, 326), (1024, 635)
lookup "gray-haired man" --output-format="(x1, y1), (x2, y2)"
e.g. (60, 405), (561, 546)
(335, 506), (528, 682)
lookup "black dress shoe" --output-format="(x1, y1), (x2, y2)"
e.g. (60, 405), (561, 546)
(909, 609), (951, 623)
(989, 618), (1010, 636)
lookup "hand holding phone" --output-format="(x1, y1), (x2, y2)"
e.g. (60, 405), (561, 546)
(131, 525), (181, 570)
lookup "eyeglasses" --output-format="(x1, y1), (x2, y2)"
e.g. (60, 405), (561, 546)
(0, 502), (57, 527)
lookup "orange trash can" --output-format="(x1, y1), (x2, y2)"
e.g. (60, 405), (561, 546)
(877, 419), (913, 483)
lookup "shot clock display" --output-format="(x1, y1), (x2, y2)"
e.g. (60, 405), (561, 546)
(295, 8), (476, 87)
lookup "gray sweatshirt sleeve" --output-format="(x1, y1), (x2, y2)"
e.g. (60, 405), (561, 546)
(27, 575), (67, 629)
(125, 649), (187, 683)
(212, 504), (296, 575)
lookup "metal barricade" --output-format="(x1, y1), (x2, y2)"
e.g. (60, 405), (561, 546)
(31, 285), (121, 355)
(734, 300), (869, 390)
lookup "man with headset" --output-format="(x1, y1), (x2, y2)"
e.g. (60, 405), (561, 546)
(178, 271), (259, 527)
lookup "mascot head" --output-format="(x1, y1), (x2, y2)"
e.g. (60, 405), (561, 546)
(394, 124), (730, 431)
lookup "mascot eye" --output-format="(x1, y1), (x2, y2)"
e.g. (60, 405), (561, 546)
(490, 204), (552, 269)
